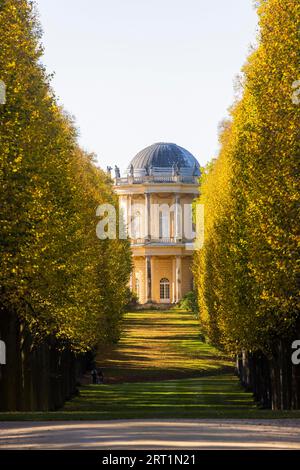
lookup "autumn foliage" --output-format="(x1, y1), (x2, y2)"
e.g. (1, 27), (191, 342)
(0, 0), (131, 411)
(194, 0), (299, 373)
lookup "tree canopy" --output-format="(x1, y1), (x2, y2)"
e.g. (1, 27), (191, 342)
(194, 0), (300, 354)
(0, 0), (132, 352)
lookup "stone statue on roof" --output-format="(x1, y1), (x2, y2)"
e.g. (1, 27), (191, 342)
(114, 165), (120, 179)
(172, 161), (180, 176)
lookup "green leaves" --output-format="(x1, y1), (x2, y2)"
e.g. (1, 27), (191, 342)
(0, 0), (131, 352)
(194, 0), (300, 353)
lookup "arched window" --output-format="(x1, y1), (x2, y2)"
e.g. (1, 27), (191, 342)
(160, 278), (170, 301)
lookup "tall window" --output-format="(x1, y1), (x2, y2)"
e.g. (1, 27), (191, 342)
(132, 211), (141, 239)
(160, 278), (170, 301)
(159, 210), (170, 238)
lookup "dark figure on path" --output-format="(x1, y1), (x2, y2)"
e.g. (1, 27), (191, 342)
(91, 368), (98, 385)
(97, 368), (104, 384)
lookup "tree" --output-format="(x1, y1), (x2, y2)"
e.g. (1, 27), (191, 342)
(193, 0), (300, 409)
(0, 0), (131, 410)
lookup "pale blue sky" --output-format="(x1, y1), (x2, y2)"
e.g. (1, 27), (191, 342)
(36, 0), (258, 172)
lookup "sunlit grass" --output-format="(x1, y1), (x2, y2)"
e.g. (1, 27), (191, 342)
(63, 375), (257, 418)
(60, 309), (260, 419)
(2, 309), (300, 420)
(95, 309), (232, 384)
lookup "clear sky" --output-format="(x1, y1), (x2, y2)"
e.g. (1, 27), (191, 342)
(36, 0), (258, 173)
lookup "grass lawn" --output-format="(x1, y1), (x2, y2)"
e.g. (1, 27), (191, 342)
(94, 309), (233, 383)
(1, 310), (300, 420)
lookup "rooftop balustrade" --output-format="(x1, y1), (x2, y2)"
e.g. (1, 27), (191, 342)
(114, 174), (199, 186)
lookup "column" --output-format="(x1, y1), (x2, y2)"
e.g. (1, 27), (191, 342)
(151, 257), (155, 302)
(172, 257), (176, 303)
(145, 193), (151, 240)
(145, 255), (152, 303)
(175, 194), (181, 241)
(127, 194), (132, 239)
(175, 256), (182, 303)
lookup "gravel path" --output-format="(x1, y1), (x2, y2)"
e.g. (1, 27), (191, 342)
(0, 419), (300, 450)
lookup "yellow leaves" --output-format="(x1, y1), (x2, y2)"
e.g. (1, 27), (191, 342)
(7, 61), (16, 69)
(194, 0), (300, 354)
(0, 0), (132, 351)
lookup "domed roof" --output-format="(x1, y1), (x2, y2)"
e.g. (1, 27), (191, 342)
(128, 142), (200, 177)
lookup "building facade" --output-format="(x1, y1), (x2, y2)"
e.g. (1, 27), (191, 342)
(113, 142), (200, 305)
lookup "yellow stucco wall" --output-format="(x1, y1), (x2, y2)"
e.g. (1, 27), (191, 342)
(181, 257), (194, 296)
(117, 184), (197, 304)
(152, 257), (174, 303)
(132, 255), (193, 304)
(132, 257), (146, 304)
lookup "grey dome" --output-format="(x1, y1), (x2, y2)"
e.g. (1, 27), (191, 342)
(128, 143), (200, 177)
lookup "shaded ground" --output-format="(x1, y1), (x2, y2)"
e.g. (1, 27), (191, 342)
(63, 376), (256, 419)
(61, 309), (255, 419)
(94, 310), (233, 384)
(1, 420), (300, 449)
(1, 310), (300, 421)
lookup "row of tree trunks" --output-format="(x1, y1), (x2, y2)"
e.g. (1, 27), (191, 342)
(0, 307), (88, 411)
(236, 333), (300, 410)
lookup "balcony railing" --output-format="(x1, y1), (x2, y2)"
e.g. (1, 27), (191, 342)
(131, 237), (195, 246)
(115, 175), (198, 185)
